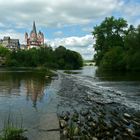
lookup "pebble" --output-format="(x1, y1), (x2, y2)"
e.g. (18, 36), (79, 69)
(123, 133), (129, 137)
(122, 118), (130, 125)
(124, 113), (131, 119)
(80, 109), (89, 116)
(126, 128), (134, 135)
(133, 120), (140, 126)
(87, 115), (93, 121)
(89, 122), (96, 128)
(63, 115), (69, 121)
(63, 128), (68, 136)
(60, 119), (67, 128)
(74, 126), (79, 135)
(114, 129), (120, 135)
(92, 137), (98, 140)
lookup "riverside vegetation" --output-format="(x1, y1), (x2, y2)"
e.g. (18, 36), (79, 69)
(0, 45), (83, 70)
(0, 113), (27, 140)
(92, 16), (140, 71)
(0, 127), (27, 140)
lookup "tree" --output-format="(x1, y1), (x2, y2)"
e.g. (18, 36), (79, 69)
(54, 46), (83, 69)
(92, 16), (127, 66)
(92, 17), (140, 71)
(5, 45), (83, 69)
(100, 46), (125, 70)
(0, 45), (10, 57)
(0, 45), (11, 66)
(124, 25), (140, 70)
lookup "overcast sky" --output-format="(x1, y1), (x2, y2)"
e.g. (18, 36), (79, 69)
(0, 0), (140, 59)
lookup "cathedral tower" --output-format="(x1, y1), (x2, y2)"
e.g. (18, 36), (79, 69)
(25, 21), (44, 49)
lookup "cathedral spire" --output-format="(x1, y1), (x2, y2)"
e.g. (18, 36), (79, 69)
(32, 21), (37, 35)
(26, 21), (44, 49)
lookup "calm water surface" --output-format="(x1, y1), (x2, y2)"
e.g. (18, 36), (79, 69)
(0, 69), (60, 139)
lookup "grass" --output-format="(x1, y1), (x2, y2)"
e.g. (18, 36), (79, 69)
(0, 127), (27, 140)
(0, 112), (28, 140)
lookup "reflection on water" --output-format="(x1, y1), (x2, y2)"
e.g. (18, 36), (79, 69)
(96, 68), (140, 81)
(0, 69), (50, 108)
(0, 69), (59, 139)
(26, 79), (45, 108)
(78, 66), (140, 81)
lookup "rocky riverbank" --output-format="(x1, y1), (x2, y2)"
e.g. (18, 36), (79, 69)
(56, 72), (140, 140)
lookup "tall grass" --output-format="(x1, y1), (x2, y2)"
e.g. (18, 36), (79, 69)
(0, 111), (28, 140)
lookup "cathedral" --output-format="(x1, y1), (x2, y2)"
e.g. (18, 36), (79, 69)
(25, 21), (44, 49)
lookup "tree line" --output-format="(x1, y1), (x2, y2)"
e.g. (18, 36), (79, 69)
(92, 16), (140, 71)
(0, 45), (83, 69)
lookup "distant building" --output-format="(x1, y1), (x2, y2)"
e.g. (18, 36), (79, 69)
(0, 36), (20, 51)
(25, 21), (44, 49)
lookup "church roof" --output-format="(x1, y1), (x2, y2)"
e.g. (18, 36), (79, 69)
(31, 21), (37, 35)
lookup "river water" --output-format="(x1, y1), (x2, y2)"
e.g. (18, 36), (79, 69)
(0, 68), (60, 139)
(0, 66), (139, 138)
(63, 66), (140, 111)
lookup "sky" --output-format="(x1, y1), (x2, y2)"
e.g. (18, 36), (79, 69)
(0, 0), (140, 60)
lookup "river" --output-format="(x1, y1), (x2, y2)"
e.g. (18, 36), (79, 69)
(60, 66), (140, 111)
(0, 66), (140, 139)
(0, 68), (60, 139)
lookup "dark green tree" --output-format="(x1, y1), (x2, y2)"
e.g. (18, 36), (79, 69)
(92, 16), (127, 66)
(124, 25), (140, 70)
(5, 46), (83, 69)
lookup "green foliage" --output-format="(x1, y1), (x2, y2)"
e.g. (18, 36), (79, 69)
(53, 46), (83, 69)
(100, 46), (125, 70)
(3, 46), (83, 69)
(92, 16), (140, 71)
(0, 127), (27, 140)
(92, 16), (127, 66)
(0, 45), (10, 57)
(0, 45), (11, 66)
(0, 112), (27, 140)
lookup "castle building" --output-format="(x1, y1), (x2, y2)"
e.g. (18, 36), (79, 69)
(25, 21), (44, 49)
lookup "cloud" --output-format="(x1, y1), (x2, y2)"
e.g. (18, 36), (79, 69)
(47, 34), (94, 60)
(0, 29), (24, 43)
(121, 1), (140, 17)
(116, 0), (140, 26)
(0, 0), (139, 28)
(53, 31), (63, 37)
(0, 0), (124, 28)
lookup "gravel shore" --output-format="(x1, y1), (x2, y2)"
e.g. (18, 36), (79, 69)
(56, 72), (140, 140)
